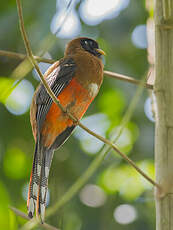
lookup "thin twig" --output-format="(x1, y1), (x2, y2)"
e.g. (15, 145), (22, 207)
(104, 70), (153, 89)
(0, 50), (26, 60)
(9, 206), (59, 230)
(54, 0), (73, 35)
(0, 49), (153, 89)
(0, 50), (55, 64)
(79, 122), (160, 187)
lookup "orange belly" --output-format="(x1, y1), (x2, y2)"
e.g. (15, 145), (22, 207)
(41, 78), (93, 147)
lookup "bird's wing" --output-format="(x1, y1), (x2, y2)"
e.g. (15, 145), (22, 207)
(28, 58), (76, 220)
(35, 58), (76, 136)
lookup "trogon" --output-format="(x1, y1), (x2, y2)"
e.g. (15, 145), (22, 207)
(28, 37), (105, 222)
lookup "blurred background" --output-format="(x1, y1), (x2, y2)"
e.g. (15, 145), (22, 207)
(0, 0), (155, 229)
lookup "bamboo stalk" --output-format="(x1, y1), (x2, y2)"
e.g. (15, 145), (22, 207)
(154, 1), (173, 230)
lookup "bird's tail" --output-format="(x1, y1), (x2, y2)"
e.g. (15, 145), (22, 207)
(27, 142), (54, 222)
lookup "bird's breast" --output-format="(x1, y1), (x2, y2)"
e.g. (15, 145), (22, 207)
(58, 77), (94, 117)
(41, 77), (96, 147)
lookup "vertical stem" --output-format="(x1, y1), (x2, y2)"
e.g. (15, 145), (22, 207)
(162, 0), (173, 20)
(162, 0), (169, 19)
(154, 1), (173, 230)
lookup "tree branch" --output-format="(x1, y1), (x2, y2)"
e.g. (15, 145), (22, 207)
(104, 70), (153, 89)
(0, 50), (55, 64)
(0, 49), (153, 89)
(9, 206), (59, 230)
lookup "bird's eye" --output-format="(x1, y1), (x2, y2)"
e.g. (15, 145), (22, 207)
(82, 39), (96, 49)
(80, 38), (100, 57)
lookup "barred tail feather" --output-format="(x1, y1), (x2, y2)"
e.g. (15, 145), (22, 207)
(27, 142), (54, 222)
(27, 143), (39, 218)
(37, 148), (54, 222)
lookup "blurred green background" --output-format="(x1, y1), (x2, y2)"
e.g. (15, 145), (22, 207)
(0, 0), (155, 229)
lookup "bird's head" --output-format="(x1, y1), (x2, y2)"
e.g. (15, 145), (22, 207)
(65, 37), (105, 58)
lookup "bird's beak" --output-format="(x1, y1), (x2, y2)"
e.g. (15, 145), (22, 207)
(95, 48), (106, 56)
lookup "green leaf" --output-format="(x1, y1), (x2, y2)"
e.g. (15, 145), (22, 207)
(0, 77), (16, 103)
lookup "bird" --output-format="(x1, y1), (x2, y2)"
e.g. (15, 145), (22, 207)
(27, 37), (105, 222)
